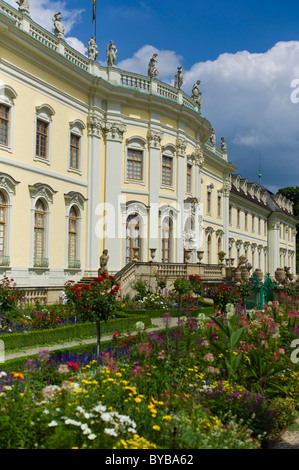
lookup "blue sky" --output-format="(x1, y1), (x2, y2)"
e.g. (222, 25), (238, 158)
(6, 0), (299, 193)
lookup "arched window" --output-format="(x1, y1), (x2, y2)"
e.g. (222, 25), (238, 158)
(68, 206), (78, 268)
(34, 199), (46, 267)
(0, 192), (5, 258)
(126, 214), (140, 264)
(162, 217), (172, 263)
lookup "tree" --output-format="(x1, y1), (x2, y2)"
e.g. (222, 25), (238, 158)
(65, 274), (120, 357)
(277, 186), (299, 273)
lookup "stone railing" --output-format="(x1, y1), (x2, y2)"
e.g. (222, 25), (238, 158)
(17, 286), (66, 305)
(0, 0), (200, 114)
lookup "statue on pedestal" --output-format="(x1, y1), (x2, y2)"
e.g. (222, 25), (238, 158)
(16, 0), (30, 14)
(174, 66), (184, 89)
(107, 41), (117, 67)
(148, 53), (158, 78)
(210, 128), (216, 145)
(52, 12), (65, 40)
(98, 250), (109, 276)
(221, 137), (227, 152)
(191, 80), (202, 112)
(88, 36), (98, 60)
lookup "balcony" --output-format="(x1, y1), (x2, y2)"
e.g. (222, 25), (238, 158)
(0, 256), (10, 266)
(68, 260), (81, 269)
(34, 258), (49, 268)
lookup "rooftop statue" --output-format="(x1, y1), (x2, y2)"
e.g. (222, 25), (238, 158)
(174, 66), (184, 89)
(221, 137), (227, 152)
(192, 80), (202, 111)
(107, 40), (117, 67)
(148, 53), (158, 79)
(16, 0), (30, 14)
(210, 128), (216, 145)
(52, 12), (65, 40)
(88, 36), (98, 61)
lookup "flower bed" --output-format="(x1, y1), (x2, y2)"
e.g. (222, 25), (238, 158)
(0, 292), (298, 449)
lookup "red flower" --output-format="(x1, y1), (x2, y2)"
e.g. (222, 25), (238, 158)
(68, 362), (79, 371)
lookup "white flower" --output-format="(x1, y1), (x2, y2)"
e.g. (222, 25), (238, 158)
(0, 371), (7, 378)
(135, 321), (145, 332)
(104, 428), (118, 437)
(87, 433), (97, 440)
(48, 420), (58, 427)
(101, 412), (113, 422)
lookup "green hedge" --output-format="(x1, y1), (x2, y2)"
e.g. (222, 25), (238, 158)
(0, 316), (151, 352)
(117, 305), (214, 318)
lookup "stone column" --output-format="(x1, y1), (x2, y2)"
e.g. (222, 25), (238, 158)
(268, 221), (280, 276)
(104, 121), (126, 273)
(176, 137), (187, 263)
(86, 116), (104, 277)
(223, 175), (231, 259)
(148, 130), (163, 260)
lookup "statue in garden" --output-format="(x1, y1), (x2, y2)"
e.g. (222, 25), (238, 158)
(106, 40), (117, 67)
(52, 12), (65, 40)
(88, 36), (98, 60)
(148, 53), (158, 78)
(191, 80), (202, 111)
(174, 66), (183, 89)
(98, 250), (109, 275)
(16, 0), (30, 14)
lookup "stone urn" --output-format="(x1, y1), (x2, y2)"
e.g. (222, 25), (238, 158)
(234, 267), (242, 282)
(241, 267), (250, 282)
(230, 258), (235, 267)
(254, 268), (263, 282)
(133, 247), (139, 261)
(196, 250), (204, 264)
(184, 249), (192, 263)
(149, 248), (157, 262)
(275, 268), (286, 285)
(218, 251), (226, 264)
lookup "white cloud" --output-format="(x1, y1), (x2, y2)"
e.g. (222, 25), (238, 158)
(6, 0), (84, 34)
(117, 45), (183, 81)
(65, 37), (87, 56)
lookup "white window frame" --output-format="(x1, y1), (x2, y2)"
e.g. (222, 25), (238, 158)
(161, 144), (176, 190)
(34, 104), (55, 165)
(0, 85), (18, 153)
(124, 136), (147, 185)
(68, 119), (86, 175)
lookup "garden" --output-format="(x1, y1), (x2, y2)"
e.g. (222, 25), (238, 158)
(0, 274), (298, 449)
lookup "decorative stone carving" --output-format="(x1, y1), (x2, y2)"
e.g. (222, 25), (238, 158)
(87, 116), (104, 138)
(221, 137), (227, 152)
(106, 41), (117, 67)
(191, 80), (202, 111)
(52, 12), (65, 40)
(98, 250), (109, 275)
(210, 128), (216, 145)
(148, 54), (158, 79)
(174, 67), (183, 89)
(16, 0), (30, 14)
(88, 36), (98, 60)
(105, 122), (126, 142)
(0, 173), (20, 196)
(275, 267), (286, 285)
(28, 183), (57, 205)
(147, 130), (163, 149)
(176, 137), (187, 156)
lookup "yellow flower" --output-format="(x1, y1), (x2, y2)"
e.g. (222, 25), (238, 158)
(152, 425), (160, 431)
(162, 415), (172, 421)
(134, 397), (142, 403)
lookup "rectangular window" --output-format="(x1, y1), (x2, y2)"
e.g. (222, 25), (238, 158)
(36, 120), (48, 158)
(162, 156), (172, 186)
(252, 215), (255, 232)
(0, 105), (9, 146)
(127, 149), (143, 181)
(186, 163), (192, 193)
(70, 134), (80, 169)
(229, 205), (232, 225)
(245, 212), (248, 230)
(207, 192), (211, 214)
(258, 217), (261, 234)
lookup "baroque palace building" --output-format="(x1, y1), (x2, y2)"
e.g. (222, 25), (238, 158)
(0, 0), (297, 291)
